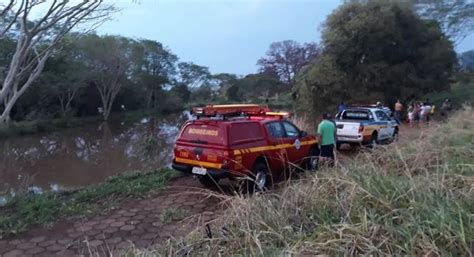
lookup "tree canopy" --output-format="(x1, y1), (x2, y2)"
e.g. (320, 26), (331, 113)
(257, 40), (320, 89)
(296, 0), (456, 116)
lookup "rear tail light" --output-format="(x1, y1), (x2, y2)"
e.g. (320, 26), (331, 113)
(358, 125), (364, 133)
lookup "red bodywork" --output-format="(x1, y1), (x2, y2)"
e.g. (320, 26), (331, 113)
(172, 108), (318, 179)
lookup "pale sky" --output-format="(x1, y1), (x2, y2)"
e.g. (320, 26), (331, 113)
(99, 0), (474, 75)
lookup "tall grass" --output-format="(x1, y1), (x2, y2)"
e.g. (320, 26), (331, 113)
(139, 108), (473, 256)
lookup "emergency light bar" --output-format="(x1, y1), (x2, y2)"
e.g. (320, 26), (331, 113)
(350, 104), (381, 108)
(191, 104), (270, 117)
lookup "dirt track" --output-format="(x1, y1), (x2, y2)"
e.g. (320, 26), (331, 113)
(0, 123), (430, 257)
(0, 176), (228, 257)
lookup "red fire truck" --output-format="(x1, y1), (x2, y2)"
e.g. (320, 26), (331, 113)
(172, 104), (319, 191)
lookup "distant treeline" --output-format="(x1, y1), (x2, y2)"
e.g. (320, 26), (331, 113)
(0, 0), (473, 124)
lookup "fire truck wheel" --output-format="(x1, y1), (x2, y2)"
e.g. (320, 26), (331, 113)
(305, 147), (319, 171)
(245, 161), (271, 193)
(198, 175), (219, 187)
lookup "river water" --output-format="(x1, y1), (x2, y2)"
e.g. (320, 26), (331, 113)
(0, 112), (189, 198)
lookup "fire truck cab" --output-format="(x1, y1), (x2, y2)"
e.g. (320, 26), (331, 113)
(172, 104), (319, 191)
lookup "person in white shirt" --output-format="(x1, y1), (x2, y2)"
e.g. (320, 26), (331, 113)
(421, 103), (432, 123)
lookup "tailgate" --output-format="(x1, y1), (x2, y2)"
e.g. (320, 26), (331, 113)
(174, 143), (228, 170)
(336, 121), (361, 136)
(174, 123), (229, 170)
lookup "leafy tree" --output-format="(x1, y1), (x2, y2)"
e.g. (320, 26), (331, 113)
(226, 84), (243, 102)
(225, 73), (284, 102)
(296, 0), (456, 116)
(348, 0), (474, 45)
(257, 40), (320, 89)
(0, 37), (15, 80)
(177, 62), (210, 88)
(190, 84), (214, 103)
(77, 34), (133, 121)
(40, 40), (89, 118)
(170, 83), (191, 103)
(209, 73), (238, 96)
(132, 40), (178, 108)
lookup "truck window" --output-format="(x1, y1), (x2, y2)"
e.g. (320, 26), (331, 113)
(341, 110), (370, 120)
(180, 124), (225, 145)
(375, 111), (389, 121)
(265, 122), (285, 138)
(229, 122), (263, 144)
(282, 122), (299, 138)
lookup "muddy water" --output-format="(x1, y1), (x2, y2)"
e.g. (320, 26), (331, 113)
(0, 113), (189, 196)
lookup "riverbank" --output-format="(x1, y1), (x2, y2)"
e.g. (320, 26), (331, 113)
(0, 169), (180, 237)
(145, 108), (474, 256)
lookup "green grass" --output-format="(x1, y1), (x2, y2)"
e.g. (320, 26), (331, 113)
(0, 169), (180, 237)
(160, 208), (189, 224)
(423, 80), (474, 110)
(138, 108), (474, 256)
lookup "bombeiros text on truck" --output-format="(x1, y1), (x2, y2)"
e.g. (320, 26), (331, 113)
(172, 104), (319, 192)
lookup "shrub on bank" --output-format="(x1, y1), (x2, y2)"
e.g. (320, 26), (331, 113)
(141, 108), (473, 256)
(0, 116), (102, 138)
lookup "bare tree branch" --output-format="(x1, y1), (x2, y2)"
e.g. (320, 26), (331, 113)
(0, 0), (115, 123)
(0, 0), (25, 38)
(414, 0), (474, 45)
(0, 1), (16, 18)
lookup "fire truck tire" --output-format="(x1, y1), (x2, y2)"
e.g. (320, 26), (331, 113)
(305, 147), (319, 171)
(243, 161), (271, 193)
(198, 175), (219, 187)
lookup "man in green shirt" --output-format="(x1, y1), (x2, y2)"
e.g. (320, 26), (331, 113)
(317, 113), (336, 166)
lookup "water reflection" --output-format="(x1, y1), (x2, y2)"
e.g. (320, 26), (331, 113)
(0, 112), (187, 195)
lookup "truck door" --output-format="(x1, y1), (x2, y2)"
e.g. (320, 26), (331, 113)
(375, 110), (390, 139)
(379, 111), (397, 138)
(281, 121), (308, 165)
(264, 121), (291, 169)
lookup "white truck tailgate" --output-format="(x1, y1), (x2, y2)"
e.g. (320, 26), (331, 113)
(336, 121), (360, 136)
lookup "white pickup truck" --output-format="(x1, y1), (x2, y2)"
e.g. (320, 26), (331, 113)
(335, 107), (399, 149)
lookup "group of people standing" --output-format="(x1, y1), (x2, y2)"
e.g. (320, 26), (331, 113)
(406, 101), (434, 125)
(402, 99), (452, 126)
